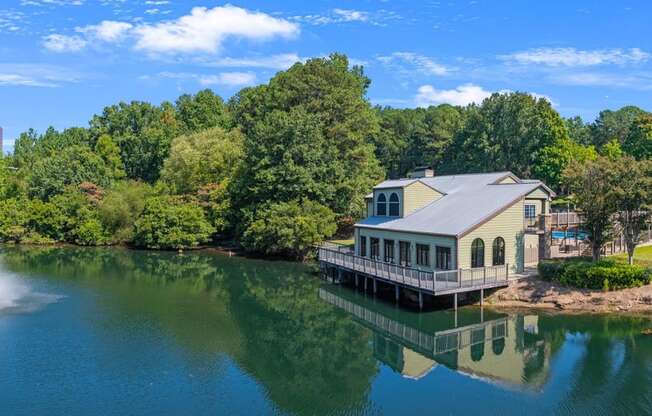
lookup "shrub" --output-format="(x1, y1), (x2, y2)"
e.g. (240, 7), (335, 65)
(133, 196), (214, 249)
(28, 145), (113, 200)
(0, 198), (29, 242)
(538, 260), (570, 281)
(241, 199), (337, 259)
(538, 258), (650, 290)
(98, 181), (151, 243)
(73, 218), (108, 246)
(27, 199), (67, 241)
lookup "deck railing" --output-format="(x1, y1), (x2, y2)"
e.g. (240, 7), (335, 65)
(551, 212), (583, 227)
(319, 288), (509, 356)
(524, 216), (544, 232)
(318, 247), (508, 294)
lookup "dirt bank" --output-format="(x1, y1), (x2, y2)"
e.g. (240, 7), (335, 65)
(486, 277), (652, 314)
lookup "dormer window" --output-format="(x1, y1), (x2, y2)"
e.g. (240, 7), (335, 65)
(389, 193), (400, 216)
(376, 193), (387, 216)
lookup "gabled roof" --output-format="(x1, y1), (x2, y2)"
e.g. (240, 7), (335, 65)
(357, 172), (553, 237)
(373, 178), (446, 194)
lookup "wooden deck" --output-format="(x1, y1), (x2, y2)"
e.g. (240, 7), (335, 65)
(318, 246), (509, 297)
(319, 288), (508, 357)
(551, 212), (583, 228)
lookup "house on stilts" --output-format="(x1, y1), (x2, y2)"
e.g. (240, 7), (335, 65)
(318, 167), (556, 309)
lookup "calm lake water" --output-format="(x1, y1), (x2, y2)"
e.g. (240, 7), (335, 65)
(1, 246), (652, 416)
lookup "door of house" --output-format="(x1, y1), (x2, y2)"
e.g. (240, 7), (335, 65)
(524, 240), (539, 266)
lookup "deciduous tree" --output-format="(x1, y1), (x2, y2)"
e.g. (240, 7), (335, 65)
(564, 157), (617, 261)
(611, 157), (652, 265)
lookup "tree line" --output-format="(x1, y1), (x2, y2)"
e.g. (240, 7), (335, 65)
(0, 53), (650, 258)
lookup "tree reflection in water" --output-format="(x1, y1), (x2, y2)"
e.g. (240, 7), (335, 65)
(4, 245), (652, 415)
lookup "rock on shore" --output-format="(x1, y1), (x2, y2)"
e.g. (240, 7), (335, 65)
(486, 278), (652, 313)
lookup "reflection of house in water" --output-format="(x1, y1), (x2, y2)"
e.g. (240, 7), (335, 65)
(319, 287), (550, 389)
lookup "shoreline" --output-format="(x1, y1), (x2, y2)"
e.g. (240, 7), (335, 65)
(486, 276), (652, 314)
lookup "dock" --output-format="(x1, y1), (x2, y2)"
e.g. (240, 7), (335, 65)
(318, 246), (509, 309)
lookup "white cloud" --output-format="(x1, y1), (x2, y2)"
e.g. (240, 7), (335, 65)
(415, 84), (553, 107)
(155, 71), (257, 87)
(0, 10), (26, 33)
(550, 72), (652, 89)
(41, 5), (298, 55)
(20, 0), (84, 6)
(416, 84), (490, 106)
(294, 8), (398, 26)
(0, 64), (82, 87)
(199, 72), (256, 87)
(378, 52), (451, 76)
(133, 5), (299, 55)
(203, 53), (301, 70)
(0, 73), (56, 87)
(332, 9), (369, 22)
(503, 47), (650, 67)
(43, 33), (87, 52)
(77, 20), (132, 42)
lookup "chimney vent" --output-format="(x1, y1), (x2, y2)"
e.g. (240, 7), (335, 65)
(409, 166), (434, 178)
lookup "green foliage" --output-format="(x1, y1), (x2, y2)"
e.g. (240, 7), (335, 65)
(539, 258), (649, 290)
(74, 218), (108, 246)
(533, 138), (597, 191)
(4, 53), (650, 258)
(27, 199), (67, 241)
(160, 126), (243, 194)
(373, 105), (464, 178)
(443, 92), (568, 179)
(565, 116), (592, 145)
(95, 134), (126, 179)
(610, 156), (652, 264)
(49, 186), (108, 245)
(563, 157), (618, 260)
(98, 181), (151, 243)
(133, 196), (214, 249)
(591, 106), (648, 148)
(623, 114), (652, 160)
(600, 139), (624, 159)
(13, 127), (92, 170)
(0, 198), (29, 242)
(230, 54), (384, 220)
(176, 89), (231, 133)
(90, 101), (181, 182)
(241, 200), (337, 259)
(196, 182), (232, 235)
(28, 145), (112, 200)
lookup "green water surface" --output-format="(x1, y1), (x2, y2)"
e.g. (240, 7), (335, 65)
(0, 246), (651, 415)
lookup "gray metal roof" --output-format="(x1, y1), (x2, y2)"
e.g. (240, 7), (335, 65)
(357, 172), (550, 237)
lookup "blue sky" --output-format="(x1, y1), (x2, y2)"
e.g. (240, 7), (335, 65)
(1, 0), (651, 152)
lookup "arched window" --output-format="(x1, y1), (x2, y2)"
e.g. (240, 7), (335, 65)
(471, 238), (484, 268)
(492, 237), (505, 266)
(492, 338), (505, 355)
(376, 194), (387, 216)
(389, 193), (400, 216)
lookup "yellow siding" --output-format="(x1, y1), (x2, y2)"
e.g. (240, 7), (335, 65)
(458, 199), (525, 273)
(403, 181), (442, 216)
(456, 315), (549, 387)
(498, 176), (518, 184)
(372, 188), (403, 217)
(525, 187), (551, 215)
(355, 227), (456, 271)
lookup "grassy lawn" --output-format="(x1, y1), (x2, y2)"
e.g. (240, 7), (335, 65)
(613, 245), (652, 268)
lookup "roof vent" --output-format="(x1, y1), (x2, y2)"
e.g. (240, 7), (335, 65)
(409, 166), (434, 178)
